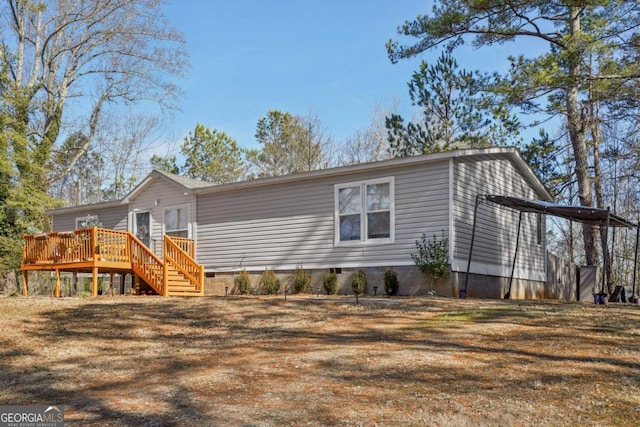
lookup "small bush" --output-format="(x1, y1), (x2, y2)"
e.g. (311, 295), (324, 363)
(412, 230), (449, 291)
(351, 270), (367, 295)
(234, 270), (252, 295)
(260, 269), (281, 294)
(384, 270), (399, 296)
(323, 272), (338, 295)
(292, 266), (312, 294)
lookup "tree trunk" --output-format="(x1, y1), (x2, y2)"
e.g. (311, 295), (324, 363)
(589, 98), (613, 292)
(566, 6), (597, 266)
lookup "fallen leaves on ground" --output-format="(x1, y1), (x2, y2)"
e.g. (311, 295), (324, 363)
(0, 295), (638, 426)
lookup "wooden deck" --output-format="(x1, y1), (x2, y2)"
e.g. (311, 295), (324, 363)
(22, 227), (205, 297)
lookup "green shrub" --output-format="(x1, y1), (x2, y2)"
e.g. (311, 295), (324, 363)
(234, 270), (252, 295)
(260, 269), (281, 294)
(351, 270), (367, 294)
(412, 230), (449, 291)
(384, 270), (399, 296)
(322, 272), (338, 295)
(292, 266), (312, 294)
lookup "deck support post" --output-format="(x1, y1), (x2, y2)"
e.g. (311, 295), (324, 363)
(92, 267), (99, 297)
(134, 274), (140, 295)
(22, 270), (28, 297)
(109, 272), (115, 294)
(54, 269), (61, 298)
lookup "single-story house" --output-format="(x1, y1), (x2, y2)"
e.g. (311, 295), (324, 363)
(46, 147), (553, 298)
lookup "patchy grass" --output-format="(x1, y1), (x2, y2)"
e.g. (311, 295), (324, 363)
(0, 295), (638, 426)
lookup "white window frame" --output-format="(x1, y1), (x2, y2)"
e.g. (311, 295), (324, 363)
(134, 210), (151, 246)
(163, 203), (190, 238)
(75, 214), (99, 229)
(334, 176), (395, 246)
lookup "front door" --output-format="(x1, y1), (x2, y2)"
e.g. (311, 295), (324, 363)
(135, 211), (151, 247)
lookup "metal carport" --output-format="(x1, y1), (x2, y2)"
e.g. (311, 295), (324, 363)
(463, 195), (638, 301)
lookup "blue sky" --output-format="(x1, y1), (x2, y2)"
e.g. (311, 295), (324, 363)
(162, 0), (430, 149)
(162, 1), (541, 151)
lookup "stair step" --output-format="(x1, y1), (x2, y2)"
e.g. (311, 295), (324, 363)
(167, 290), (203, 297)
(168, 285), (199, 291)
(167, 274), (187, 279)
(133, 250), (203, 296)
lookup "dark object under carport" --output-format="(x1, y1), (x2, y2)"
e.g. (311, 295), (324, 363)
(462, 195), (638, 300)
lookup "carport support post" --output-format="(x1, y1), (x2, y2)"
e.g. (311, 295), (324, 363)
(602, 208), (610, 294)
(505, 211), (523, 300)
(463, 195), (483, 297)
(632, 223), (639, 299)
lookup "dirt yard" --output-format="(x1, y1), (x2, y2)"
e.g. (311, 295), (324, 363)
(0, 295), (638, 426)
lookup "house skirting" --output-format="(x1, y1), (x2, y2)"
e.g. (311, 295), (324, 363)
(202, 266), (546, 299)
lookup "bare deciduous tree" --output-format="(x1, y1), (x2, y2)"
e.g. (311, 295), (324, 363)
(1, 0), (187, 187)
(341, 102), (395, 165)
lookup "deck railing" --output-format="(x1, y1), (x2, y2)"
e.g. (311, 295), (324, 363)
(129, 233), (167, 296)
(23, 227), (203, 296)
(22, 227), (130, 265)
(164, 235), (204, 293)
(95, 228), (130, 263)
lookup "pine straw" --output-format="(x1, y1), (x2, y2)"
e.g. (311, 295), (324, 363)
(0, 295), (639, 426)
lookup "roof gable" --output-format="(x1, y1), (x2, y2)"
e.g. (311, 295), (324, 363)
(122, 169), (214, 202)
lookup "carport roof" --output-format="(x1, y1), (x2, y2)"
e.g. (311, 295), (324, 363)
(485, 195), (637, 228)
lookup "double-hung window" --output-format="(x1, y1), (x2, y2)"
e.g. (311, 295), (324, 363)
(164, 205), (189, 238)
(335, 177), (394, 245)
(76, 214), (100, 229)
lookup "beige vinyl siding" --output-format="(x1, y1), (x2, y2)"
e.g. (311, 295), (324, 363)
(52, 205), (128, 231)
(452, 157), (546, 280)
(128, 178), (196, 253)
(196, 160), (451, 271)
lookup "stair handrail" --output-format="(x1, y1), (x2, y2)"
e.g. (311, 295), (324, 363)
(129, 232), (166, 296)
(166, 235), (195, 258)
(164, 235), (204, 292)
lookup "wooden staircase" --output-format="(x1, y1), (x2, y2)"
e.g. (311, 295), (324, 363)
(22, 227), (205, 297)
(129, 233), (205, 297)
(165, 265), (203, 296)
